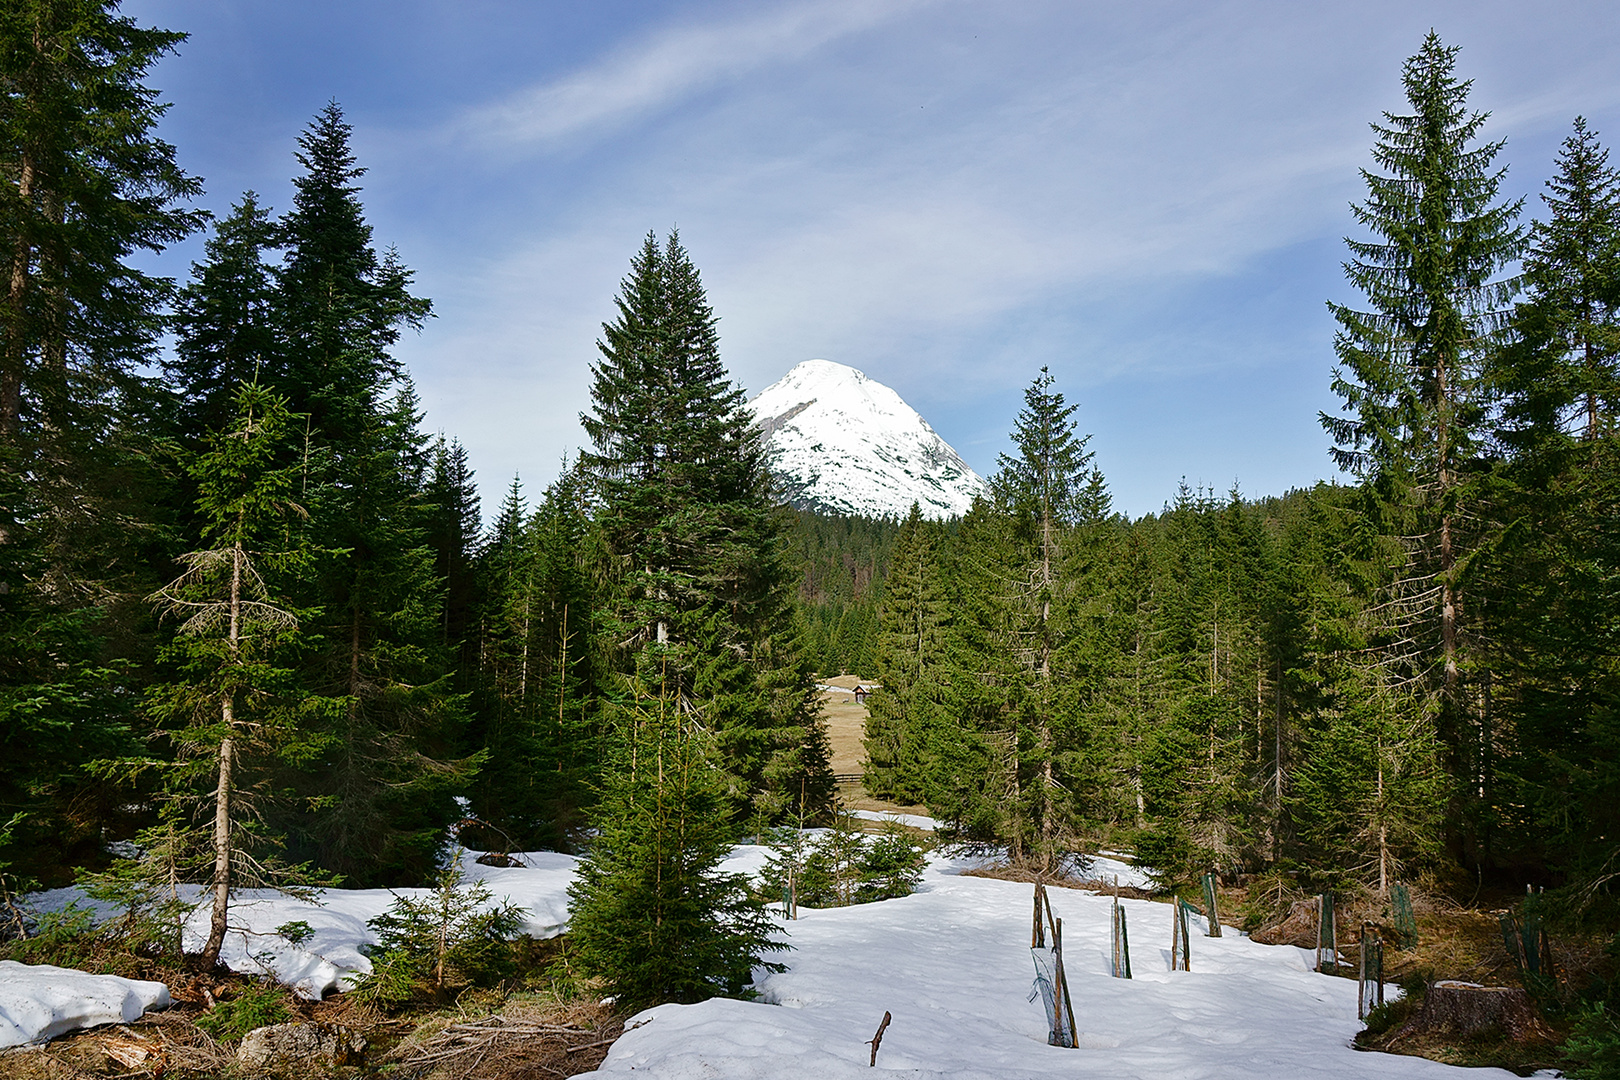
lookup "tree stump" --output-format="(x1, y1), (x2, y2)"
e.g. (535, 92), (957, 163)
(1250, 899), (1318, 948)
(1390, 981), (1553, 1044)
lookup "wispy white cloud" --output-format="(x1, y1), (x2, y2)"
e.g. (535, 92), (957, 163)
(456, 0), (934, 149)
(390, 0), (1620, 516)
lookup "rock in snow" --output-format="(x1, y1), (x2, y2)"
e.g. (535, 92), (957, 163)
(750, 359), (987, 520)
(237, 1022), (366, 1069)
(0, 961), (170, 1047)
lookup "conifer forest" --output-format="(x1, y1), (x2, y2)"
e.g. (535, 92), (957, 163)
(7, 2), (1620, 1034)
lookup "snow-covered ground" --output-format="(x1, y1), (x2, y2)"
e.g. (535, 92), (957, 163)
(1084, 853), (1153, 891)
(581, 859), (1519, 1080)
(26, 849), (579, 1001)
(0, 961), (169, 1048)
(849, 809), (941, 832)
(12, 847), (1532, 1078)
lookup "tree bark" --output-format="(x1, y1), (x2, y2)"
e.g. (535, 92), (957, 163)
(203, 541), (246, 968)
(1390, 981), (1553, 1045)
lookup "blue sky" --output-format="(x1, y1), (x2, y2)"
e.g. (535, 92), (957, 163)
(125, 0), (1620, 519)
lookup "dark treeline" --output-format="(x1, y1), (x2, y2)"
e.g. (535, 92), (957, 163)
(786, 510), (900, 678)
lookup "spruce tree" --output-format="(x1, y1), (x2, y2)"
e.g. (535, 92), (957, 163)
(973, 369), (1109, 872)
(863, 504), (947, 804)
(582, 231), (828, 819)
(1481, 122), (1620, 883)
(1321, 32), (1523, 851)
(0, 0), (201, 875)
(142, 380), (327, 966)
(469, 472), (602, 849)
(169, 194), (281, 442)
(269, 104), (472, 885)
(1495, 118), (1620, 452)
(566, 689), (784, 1008)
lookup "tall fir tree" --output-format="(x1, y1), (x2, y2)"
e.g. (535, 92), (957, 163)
(1495, 118), (1620, 450)
(863, 504), (947, 805)
(0, 0), (202, 877)
(986, 368), (1109, 871)
(1482, 121), (1620, 883)
(267, 104), (473, 885)
(468, 472), (602, 849)
(581, 231), (828, 819)
(168, 194), (281, 442)
(1321, 32), (1523, 859)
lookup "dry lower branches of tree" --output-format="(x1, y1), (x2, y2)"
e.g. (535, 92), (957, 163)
(387, 999), (624, 1080)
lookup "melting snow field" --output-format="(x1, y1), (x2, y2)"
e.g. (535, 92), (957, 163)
(848, 809), (942, 832)
(9, 848), (1533, 1077)
(579, 857), (1524, 1080)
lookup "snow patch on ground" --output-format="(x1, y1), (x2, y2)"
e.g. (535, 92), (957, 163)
(0, 961), (170, 1048)
(1084, 854), (1153, 892)
(25, 849), (579, 1000)
(579, 864), (1514, 1079)
(14, 843), (1527, 1079)
(849, 809), (939, 832)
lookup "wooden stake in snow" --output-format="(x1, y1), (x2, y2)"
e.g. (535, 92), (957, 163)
(1201, 873), (1223, 937)
(1316, 893), (1337, 974)
(1170, 897), (1193, 971)
(868, 1011), (891, 1066)
(1111, 892), (1132, 979)
(1054, 917), (1078, 1047)
(1029, 882), (1077, 1047)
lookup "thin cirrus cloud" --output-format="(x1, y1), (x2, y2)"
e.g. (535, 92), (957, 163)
(453, 0), (935, 151)
(154, 0), (1620, 519)
(399, 1), (1413, 514)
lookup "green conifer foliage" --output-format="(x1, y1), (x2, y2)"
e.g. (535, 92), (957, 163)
(1496, 118), (1620, 450)
(964, 368), (1109, 872)
(1321, 32), (1523, 857)
(169, 195), (281, 441)
(863, 504), (947, 805)
(1480, 123), (1620, 883)
(0, 0), (201, 878)
(786, 510), (897, 677)
(0, 0), (202, 445)
(582, 231), (828, 819)
(140, 380), (328, 966)
(469, 473), (602, 849)
(265, 104), (472, 886)
(567, 691), (784, 1009)
(1290, 670), (1445, 892)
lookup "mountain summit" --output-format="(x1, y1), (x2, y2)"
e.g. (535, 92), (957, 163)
(748, 359), (987, 520)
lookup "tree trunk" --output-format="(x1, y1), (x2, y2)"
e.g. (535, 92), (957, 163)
(1389, 981), (1553, 1045)
(1, 151), (35, 442)
(203, 540), (246, 968)
(203, 728), (234, 967)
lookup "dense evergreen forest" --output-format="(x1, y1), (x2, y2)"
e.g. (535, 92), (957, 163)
(856, 35), (1620, 900)
(3, 4), (1620, 1011)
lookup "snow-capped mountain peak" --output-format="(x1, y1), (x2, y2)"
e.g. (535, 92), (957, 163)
(748, 359), (986, 520)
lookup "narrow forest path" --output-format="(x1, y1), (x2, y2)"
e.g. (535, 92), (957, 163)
(816, 675), (933, 823)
